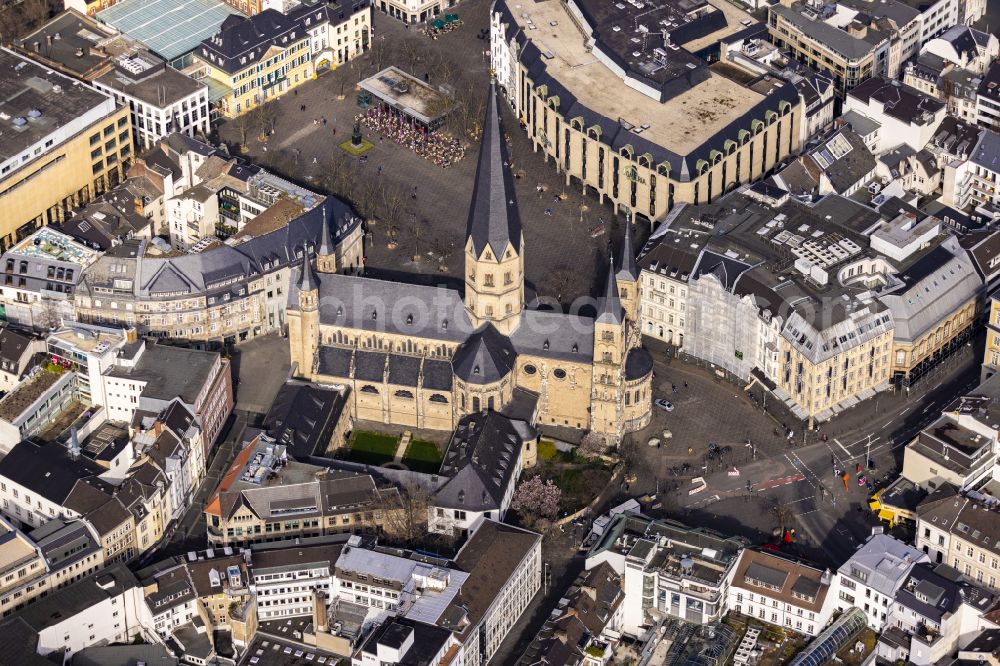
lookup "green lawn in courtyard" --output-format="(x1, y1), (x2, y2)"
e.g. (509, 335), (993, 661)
(403, 439), (443, 474)
(346, 431), (399, 466)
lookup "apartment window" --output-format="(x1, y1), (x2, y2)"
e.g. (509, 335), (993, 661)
(89, 133), (100, 146)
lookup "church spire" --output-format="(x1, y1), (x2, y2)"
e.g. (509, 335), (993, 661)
(315, 202), (337, 273)
(596, 253), (623, 325)
(317, 204), (334, 257)
(466, 83), (522, 259)
(617, 223), (639, 282)
(297, 248), (319, 293)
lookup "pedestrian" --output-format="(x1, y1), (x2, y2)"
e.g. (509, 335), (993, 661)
(294, 89), (298, 96)
(313, 157), (317, 163)
(322, 117), (327, 125)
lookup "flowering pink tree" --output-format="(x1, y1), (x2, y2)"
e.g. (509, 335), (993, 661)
(512, 476), (562, 526)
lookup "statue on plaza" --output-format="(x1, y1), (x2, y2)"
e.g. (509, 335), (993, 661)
(352, 119), (363, 147)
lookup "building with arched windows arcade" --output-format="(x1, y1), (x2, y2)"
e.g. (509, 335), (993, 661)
(490, 0), (804, 225)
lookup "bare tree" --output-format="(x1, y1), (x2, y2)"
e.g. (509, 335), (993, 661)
(407, 214), (426, 261)
(233, 113), (254, 151)
(251, 101), (278, 140)
(430, 236), (455, 272)
(356, 177), (384, 222)
(368, 39), (389, 74)
(377, 483), (432, 548)
(617, 435), (641, 477)
(544, 265), (577, 306)
(765, 496), (795, 537)
(379, 182), (408, 231)
(322, 151), (359, 202)
(398, 36), (424, 74)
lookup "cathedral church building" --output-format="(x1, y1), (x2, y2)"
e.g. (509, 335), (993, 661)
(286, 85), (652, 440)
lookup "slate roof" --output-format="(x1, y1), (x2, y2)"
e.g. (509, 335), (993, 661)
(297, 250), (319, 292)
(0, 441), (105, 505)
(510, 310), (595, 362)
(83, 195), (360, 304)
(105, 343), (220, 404)
(306, 272), (475, 344)
(617, 222), (639, 282)
(930, 115), (982, 159)
(452, 324), (517, 385)
(445, 521), (540, 641)
(435, 411), (532, 511)
(848, 77), (945, 126)
(971, 130), (1000, 172)
(317, 346), (353, 377)
(895, 562), (996, 622)
(519, 562), (624, 666)
(387, 354), (422, 386)
(596, 255), (623, 325)
(817, 128), (875, 194)
(466, 84), (522, 259)
(198, 10), (302, 75)
(18, 563), (139, 631)
(0, 328), (36, 366)
(263, 381), (348, 458)
(625, 347), (653, 380)
(422, 359), (453, 391)
(935, 25), (982, 63)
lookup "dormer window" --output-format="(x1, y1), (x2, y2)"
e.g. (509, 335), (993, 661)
(474, 366), (480, 375)
(371, 309), (377, 320)
(543, 340), (549, 350)
(406, 314), (413, 325)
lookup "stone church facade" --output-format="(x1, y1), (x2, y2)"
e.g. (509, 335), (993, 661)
(286, 85), (653, 441)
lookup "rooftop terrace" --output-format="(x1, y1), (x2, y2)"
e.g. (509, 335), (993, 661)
(8, 228), (99, 267)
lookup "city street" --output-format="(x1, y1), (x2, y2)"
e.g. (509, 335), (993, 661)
(634, 336), (983, 567)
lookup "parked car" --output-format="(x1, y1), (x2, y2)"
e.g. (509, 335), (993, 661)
(654, 399), (674, 412)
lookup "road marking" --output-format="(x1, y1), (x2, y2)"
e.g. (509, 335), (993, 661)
(834, 438), (851, 456)
(785, 495), (815, 505)
(900, 407), (910, 415)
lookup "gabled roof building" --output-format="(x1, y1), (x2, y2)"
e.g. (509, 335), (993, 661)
(288, 83), (653, 442)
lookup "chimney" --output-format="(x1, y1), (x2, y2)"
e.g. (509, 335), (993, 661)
(69, 427), (81, 460)
(46, 35), (53, 46)
(313, 589), (328, 633)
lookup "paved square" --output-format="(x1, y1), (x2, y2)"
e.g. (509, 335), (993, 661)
(216, 0), (630, 306)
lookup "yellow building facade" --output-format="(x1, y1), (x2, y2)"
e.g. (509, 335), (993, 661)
(288, 86), (653, 441)
(195, 11), (315, 119)
(985, 295), (1000, 374)
(0, 50), (131, 251)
